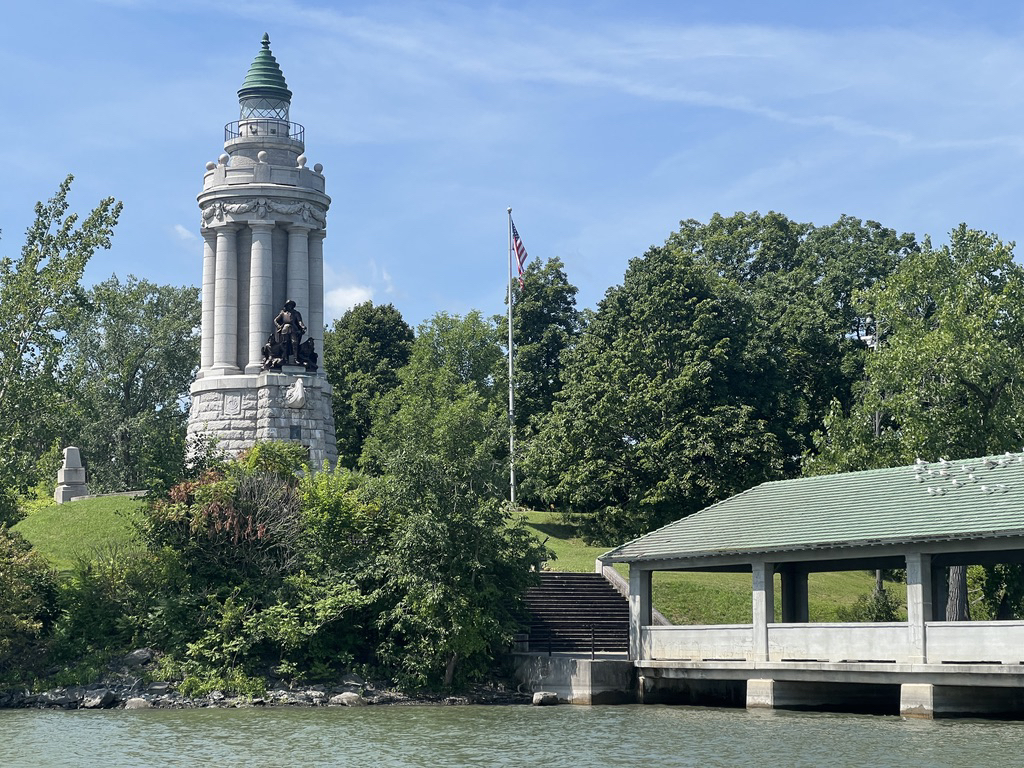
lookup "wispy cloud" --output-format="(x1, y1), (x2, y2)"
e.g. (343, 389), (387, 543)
(325, 284), (373, 324)
(173, 224), (197, 242)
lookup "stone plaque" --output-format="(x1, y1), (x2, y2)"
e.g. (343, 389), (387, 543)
(224, 393), (242, 416)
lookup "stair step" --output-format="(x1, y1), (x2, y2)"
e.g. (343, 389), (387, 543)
(523, 571), (630, 654)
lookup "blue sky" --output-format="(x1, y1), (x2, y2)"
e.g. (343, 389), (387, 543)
(4, 0), (1024, 328)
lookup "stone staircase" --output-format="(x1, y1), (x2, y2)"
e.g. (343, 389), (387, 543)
(525, 572), (630, 654)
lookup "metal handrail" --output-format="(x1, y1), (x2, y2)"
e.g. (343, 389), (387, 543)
(224, 120), (305, 143)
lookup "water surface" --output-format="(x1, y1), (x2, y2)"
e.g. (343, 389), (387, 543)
(1, 704), (1016, 767)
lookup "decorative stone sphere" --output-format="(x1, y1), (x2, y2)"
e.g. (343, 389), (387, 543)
(205, 161), (216, 171)
(219, 153), (230, 166)
(258, 150), (268, 164)
(313, 163), (323, 173)
(297, 154), (307, 168)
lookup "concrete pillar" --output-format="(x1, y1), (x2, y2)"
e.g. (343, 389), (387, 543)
(286, 224), (310, 320)
(931, 562), (949, 622)
(308, 229), (326, 367)
(900, 683), (934, 718)
(905, 552), (932, 663)
(247, 222), (274, 373)
(781, 569), (809, 623)
(200, 230), (217, 373)
(212, 225), (240, 373)
(746, 678), (776, 709)
(628, 567), (652, 660)
(752, 560), (775, 661)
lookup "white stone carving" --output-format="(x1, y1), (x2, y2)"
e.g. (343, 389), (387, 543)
(224, 393), (242, 416)
(284, 378), (306, 409)
(201, 198), (326, 227)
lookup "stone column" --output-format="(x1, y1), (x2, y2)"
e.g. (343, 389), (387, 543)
(628, 567), (652, 661)
(752, 561), (775, 661)
(247, 222), (275, 373)
(286, 224), (310, 323)
(931, 561), (949, 622)
(906, 552), (932, 663)
(308, 229), (326, 365)
(212, 225), (240, 373)
(200, 230), (217, 373)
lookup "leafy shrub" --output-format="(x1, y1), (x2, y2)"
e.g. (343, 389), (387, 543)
(836, 586), (902, 622)
(0, 528), (58, 681)
(50, 545), (183, 661)
(0, 488), (24, 528)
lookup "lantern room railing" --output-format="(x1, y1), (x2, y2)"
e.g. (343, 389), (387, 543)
(225, 120), (305, 143)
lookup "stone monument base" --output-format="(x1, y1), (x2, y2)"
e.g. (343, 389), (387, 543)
(187, 370), (338, 468)
(54, 446), (89, 503)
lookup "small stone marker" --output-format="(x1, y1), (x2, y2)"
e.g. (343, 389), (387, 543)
(532, 691), (559, 706)
(54, 446), (89, 503)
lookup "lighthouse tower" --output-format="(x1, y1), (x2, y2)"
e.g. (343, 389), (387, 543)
(187, 34), (338, 466)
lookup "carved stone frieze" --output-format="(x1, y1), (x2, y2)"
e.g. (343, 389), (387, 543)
(201, 198), (327, 228)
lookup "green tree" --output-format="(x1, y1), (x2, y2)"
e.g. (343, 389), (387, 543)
(59, 275), (199, 492)
(525, 243), (785, 543)
(362, 312), (546, 687)
(322, 302), (414, 468)
(674, 211), (915, 469)
(361, 310), (503, 477)
(808, 225), (1024, 619)
(809, 226), (1024, 471)
(0, 176), (122, 491)
(499, 257), (581, 435)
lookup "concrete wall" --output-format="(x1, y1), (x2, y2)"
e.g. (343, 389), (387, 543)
(642, 621), (1024, 664)
(513, 655), (636, 704)
(644, 625), (751, 660)
(925, 621), (1024, 663)
(769, 623), (905, 662)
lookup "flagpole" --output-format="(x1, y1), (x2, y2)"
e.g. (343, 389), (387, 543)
(506, 206), (517, 507)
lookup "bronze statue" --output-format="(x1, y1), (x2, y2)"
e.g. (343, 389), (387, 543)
(261, 334), (285, 371)
(274, 299), (307, 365)
(261, 299), (318, 372)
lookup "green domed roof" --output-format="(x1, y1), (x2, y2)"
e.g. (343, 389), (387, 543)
(237, 33), (292, 103)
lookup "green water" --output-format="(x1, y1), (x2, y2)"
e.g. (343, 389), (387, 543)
(1, 704), (1019, 767)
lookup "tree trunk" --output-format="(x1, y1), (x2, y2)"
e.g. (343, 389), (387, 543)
(443, 652), (458, 688)
(875, 569), (884, 594)
(946, 565), (970, 621)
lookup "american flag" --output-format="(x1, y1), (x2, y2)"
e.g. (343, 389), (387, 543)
(511, 219), (529, 287)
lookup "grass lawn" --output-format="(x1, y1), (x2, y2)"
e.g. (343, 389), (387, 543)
(13, 496), (146, 574)
(519, 509), (902, 625)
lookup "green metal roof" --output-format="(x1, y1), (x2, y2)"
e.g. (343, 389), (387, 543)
(237, 33), (292, 102)
(602, 453), (1024, 564)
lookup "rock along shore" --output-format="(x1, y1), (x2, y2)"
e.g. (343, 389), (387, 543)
(0, 681), (529, 710)
(0, 650), (530, 710)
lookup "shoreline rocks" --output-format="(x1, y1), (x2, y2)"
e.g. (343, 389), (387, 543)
(0, 648), (530, 710)
(0, 680), (530, 710)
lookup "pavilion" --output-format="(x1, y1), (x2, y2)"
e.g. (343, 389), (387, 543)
(598, 453), (1024, 717)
